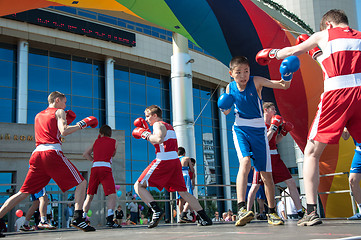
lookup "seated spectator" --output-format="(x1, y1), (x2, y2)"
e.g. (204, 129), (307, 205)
(212, 211), (222, 222)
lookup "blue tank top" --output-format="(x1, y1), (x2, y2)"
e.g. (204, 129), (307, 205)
(229, 77), (263, 119)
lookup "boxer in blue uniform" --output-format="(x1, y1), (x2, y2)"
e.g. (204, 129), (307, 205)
(342, 128), (361, 220)
(218, 55), (299, 226)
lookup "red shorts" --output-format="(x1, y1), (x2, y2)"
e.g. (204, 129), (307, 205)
(87, 167), (116, 196)
(252, 154), (292, 184)
(308, 86), (361, 144)
(138, 159), (187, 192)
(20, 150), (84, 193)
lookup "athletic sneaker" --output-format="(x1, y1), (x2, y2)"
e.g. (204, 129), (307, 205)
(148, 209), (165, 228)
(20, 224), (34, 231)
(106, 215), (122, 228)
(38, 221), (57, 230)
(235, 207), (254, 226)
(106, 221), (122, 228)
(179, 212), (193, 223)
(297, 211), (322, 226)
(266, 213), (284, 225)
(348, 213), (361, 220)
(298, 207), (306, 218)
(256, 212), (267, 220)
(71, 218), (96, 232)
(196, 211), (212, 226)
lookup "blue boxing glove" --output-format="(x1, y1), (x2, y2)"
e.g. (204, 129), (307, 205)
(217, 93), (234, 112)
(279, 56), (300, 81)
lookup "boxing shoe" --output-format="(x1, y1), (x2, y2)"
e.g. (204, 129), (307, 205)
(71, 218), (96, 232)
(235, 207), (254, 226)
(148, 209), (165, 228)
(297, 211), (322, 226)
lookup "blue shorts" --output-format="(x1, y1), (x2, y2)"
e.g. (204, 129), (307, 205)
(30, 187), (46, 201)
(256, 185), (266, 200)
(176, 168), (193, 199)
(350, 149), (361, 174)
(232, 125), (271, 172)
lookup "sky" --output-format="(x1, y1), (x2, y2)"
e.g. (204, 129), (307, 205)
(357, 1), (361, 30)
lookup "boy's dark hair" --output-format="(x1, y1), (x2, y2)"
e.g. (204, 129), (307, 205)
(190, 158), (196, 164)
(229, 56), (249, 70)
(320, 9), (348, 31)
(178, 147), (186, 156)
(99, 124), (112, 137)
(48, 91), (65, 104)
(263, 102), (275, 110)
(145, 105), (162, 118)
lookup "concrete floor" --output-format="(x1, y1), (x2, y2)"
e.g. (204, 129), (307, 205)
(3, 219), (361, 240)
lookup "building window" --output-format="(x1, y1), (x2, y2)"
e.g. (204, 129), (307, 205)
(114, 65), (170, 195)
(27, 48), (105, 125)
(0, 43), (17, 123)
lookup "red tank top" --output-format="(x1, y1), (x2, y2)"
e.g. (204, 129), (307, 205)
(34, 107), (61, 146)
(265, 123), (277, 150)
(154, 121), (178, 155)
(320, 27), (361, 80)
(93, 136), (116, 163)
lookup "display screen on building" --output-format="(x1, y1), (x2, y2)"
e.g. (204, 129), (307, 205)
(3, 9), (136, 47)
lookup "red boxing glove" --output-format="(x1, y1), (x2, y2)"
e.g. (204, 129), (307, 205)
(295, 34), (322, 60)
(77, 116), (98, 129)
(65, 110), (76, 125)
(134, 117), (149, 129)
(270, 115), (283, 132)
(132, 127), (151, 140)
(280, 121), (294, 136)
(256, 48), (280, 66)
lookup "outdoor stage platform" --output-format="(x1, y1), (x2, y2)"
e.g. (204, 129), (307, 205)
(3, 219), (361, 240)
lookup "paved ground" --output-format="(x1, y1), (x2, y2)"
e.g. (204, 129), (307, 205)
(3, 219), (361, 240)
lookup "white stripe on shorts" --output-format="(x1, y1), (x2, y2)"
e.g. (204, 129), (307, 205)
(139, 159), (161, 187)
(57, 151), (83, 183)
(308, 93), (324, 140)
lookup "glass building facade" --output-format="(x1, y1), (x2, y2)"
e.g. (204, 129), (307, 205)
(0, 43), (225, 204)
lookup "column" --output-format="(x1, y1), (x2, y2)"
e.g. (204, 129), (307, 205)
(218, 87), (232, 211)
(16, 39), (29, 123)
(105, 57), (115, 129)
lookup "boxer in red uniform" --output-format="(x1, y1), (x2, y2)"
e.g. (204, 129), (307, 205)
(132, 105), (212, 228)
(256, 9), (361, 226)
(0, 91), (98, 234)
(82, 124), (121, 228)
(247, 102), (304, 218)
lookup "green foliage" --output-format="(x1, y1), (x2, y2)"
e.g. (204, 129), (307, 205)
(259, 0), (314, 34)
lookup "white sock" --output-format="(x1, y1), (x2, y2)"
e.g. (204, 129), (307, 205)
(83, 212), (88, 218)
(41, 216), (47, 223)
(107, 209), (114, 217)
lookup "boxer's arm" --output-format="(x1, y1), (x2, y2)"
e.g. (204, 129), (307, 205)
(83, 142), (94, 162)
(222, 84), (232, 115)
(147, 122), (166, 145)
(186, 157), (195, 173)
(56, 109), (81, 136)
(275, 134), (284, 144)
(341, 128), (351, 140)
(254, 76), (291, 90)
(277, 31), (324, 59)
(113, 140), (118, 157)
